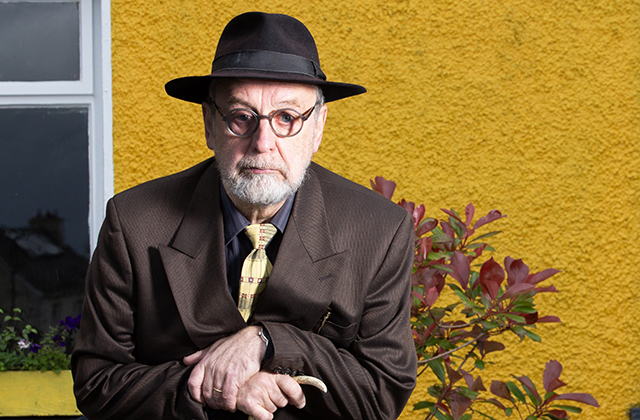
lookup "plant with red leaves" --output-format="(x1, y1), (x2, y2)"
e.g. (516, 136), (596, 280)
(370, 176), (599, 420)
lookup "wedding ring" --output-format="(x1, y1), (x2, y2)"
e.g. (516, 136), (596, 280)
(213, 387), (223, 393)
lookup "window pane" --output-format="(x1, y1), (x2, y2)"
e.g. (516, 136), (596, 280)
(0, 2), (80, 81)
(0, 107), (89, 330)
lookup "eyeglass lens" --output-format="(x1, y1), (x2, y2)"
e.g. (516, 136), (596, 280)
(226, 108), (306, 137)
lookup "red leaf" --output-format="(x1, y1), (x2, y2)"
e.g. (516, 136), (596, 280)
(450, 251), (471, 290)
(464, 203), (475, 228)
(419, 237), (433, 261)
(425, 286), (439, 307)
(435, 402), (451, 415)
(411, 290), (427, 306)
(441, 221), (455, 238)
(450, 391), (473, 420)
(535, 285), (558, 293)
(417, 218), (438, 236)
(537, 315), (562, 323)
(524, 311), (538, 324)
(490, 380), (511, 400)
(526, 268), (561, 285)
(501, 283), (535, 300)
(461, 370), (474, 389)
(543, 360), (563, 392)
(556, 393), (600, 407)
(398, 199), (415, 215)
(547, 409), (568, 419)
(441, 208), (464, 224)
(412, 204), (426, 229)
(446, 363), (463, 385)
(479, 257), (505, 299)
(478, 340), (505, 356)
(505, 257), (530, 286)
(370, 176), (396, 200)
(473, 209), (505, 230)
(460, 371), (486, 392)
(517, 375), (541, 402)
(486, 398), (507, 410)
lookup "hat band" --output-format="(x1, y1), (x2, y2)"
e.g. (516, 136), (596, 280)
(211, 50), (327, 81)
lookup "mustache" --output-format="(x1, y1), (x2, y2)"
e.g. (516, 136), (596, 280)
(236, 156), (288, 173)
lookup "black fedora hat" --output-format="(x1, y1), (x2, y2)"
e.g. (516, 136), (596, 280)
(165, 12), (366, 104)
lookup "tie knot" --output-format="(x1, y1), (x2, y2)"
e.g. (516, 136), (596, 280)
(244, 223), (277, 250)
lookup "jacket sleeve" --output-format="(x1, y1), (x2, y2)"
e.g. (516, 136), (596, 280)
(261, 213), (417, 420)
(71, 199), (207, 420)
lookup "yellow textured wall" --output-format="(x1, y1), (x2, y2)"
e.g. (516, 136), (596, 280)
(111, 1), (640, 419)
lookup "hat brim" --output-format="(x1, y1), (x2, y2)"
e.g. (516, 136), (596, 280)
(165, 71), (366, 104)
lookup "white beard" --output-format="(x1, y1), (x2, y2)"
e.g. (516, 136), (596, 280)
(219, 154), (309, 208)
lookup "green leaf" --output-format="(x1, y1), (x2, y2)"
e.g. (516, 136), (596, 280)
(474, 410), (498, 420)
(469, 231), (502, 244)
(475, 359), (485, 370)
(511, 304), (537, 314)
(432, 265), (455, 274)
(550, 405), (582, 413)
(506, 381), (526, 403)
(3, 316), (11, 323)
(458, 387), (479, 399)
(428, 359), (447, 384)
(505, 407), (513, 416)
(413, 401), (435, 410)
(434, 410), (453, 420)
(524, 329), (542, 342)
(503, 313), (526, 323)
(460, 414), (473, 420)
(482, 321), (500, 330)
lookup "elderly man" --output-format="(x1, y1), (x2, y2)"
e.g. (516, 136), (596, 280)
(72, 12), (416, 420)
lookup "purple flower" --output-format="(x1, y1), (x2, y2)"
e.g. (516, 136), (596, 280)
(59, 314), (82, 332)
(29, 343), (42, 354)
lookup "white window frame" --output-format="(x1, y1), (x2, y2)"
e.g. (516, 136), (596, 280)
(0, 0), (112, 252)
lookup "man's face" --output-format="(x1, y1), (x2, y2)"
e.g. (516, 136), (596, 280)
(203, 79), (327, 209)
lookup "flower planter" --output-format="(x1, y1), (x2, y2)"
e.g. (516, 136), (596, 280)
(0, 370), (80, 416)
(631, 407), (640, 420)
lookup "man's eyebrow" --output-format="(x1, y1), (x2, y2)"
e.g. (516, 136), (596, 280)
(225, 96), (304, 109)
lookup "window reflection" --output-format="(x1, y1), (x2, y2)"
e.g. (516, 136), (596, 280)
(0, 1), (80, 81)
(0, 108), (89, 330)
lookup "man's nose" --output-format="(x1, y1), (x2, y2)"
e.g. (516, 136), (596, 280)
(251, 118), (278, 153)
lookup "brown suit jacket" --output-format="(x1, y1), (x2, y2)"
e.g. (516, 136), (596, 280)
(72, 158), (417, 419)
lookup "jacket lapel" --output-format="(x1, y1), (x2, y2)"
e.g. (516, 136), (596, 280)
(253, 166), (348, 329)
(159, 161), (246, 348)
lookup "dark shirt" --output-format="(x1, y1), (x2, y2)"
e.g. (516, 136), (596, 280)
(215, 183), (295, 406)
(220, 184), (295, 302)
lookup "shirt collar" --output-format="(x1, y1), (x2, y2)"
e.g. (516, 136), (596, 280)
(221, 182), (295, 245)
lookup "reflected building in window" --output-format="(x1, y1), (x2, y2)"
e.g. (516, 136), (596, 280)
(0, 212), (88, 331)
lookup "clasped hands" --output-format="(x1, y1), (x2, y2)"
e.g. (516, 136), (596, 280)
(184, 326), (305, 420)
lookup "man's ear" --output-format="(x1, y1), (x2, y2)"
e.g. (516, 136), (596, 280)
(312, 104), (328, 153)
(202, 103), (214, 150)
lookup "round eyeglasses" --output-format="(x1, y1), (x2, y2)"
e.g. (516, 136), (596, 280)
(209, 99), (319, 138)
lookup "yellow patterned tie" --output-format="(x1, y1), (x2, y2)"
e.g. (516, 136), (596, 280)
(238, 223), (278, 321)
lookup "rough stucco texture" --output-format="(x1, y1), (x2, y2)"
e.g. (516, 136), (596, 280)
(111, 1), (640, 419)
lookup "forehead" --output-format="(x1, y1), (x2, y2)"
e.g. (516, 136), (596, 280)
(215, 79), (318, 106)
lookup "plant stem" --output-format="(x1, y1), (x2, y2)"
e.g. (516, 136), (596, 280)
(418, 333), (485, 365)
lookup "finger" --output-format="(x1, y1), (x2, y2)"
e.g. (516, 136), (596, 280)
(275, 375), (305, 409)
(247, 404), (274, 420)
(187, 364), (205, 405)
(183, 349), (204, 366)
(219, 382), (239, 412)
(202, 370), (227, 410)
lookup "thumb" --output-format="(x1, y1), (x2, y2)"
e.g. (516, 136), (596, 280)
(183, 349), (204, 366)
